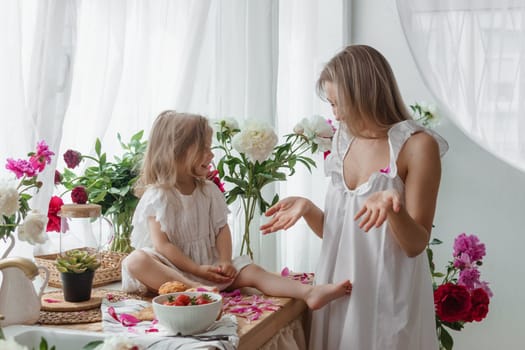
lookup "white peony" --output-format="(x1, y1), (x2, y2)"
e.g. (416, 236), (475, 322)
(0, 178), (20, 216)
(293, 115), (335, 152)
(17, 210), (48, 245)
(232, 120), (278, 163)
(0, 338), (30, 350)
(95, 336), (143, 350)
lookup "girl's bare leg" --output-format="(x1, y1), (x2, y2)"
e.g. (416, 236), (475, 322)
(124, 250), (201, 291)
(231, 264), (352, 310)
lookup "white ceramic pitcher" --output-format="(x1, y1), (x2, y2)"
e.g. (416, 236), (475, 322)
(0, 257), (50, 326)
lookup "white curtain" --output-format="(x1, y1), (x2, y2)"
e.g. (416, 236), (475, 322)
(397, 0), (525, 172)
(1, 0), (345, 274)
(275, 0), (344, 273)
(0, 0), (76, 257)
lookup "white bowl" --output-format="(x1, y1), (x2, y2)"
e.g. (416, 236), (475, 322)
(152, 292), (223, 335)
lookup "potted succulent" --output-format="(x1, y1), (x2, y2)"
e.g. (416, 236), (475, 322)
(55, 249), (101, 302)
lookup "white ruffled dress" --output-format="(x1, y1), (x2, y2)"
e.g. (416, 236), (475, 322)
(309, 120), (448, 350)
(121, 181), (250, 293)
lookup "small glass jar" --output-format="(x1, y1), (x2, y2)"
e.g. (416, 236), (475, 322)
(59, 204), (113, 255)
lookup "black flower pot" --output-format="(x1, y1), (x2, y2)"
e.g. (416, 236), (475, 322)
(60, 270), (95, 302)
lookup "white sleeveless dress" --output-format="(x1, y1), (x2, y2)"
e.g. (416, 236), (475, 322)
(309, 120), (448, 350)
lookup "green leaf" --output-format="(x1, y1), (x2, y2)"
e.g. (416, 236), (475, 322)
(95, 138), (101, 156)
(82, 340), (105, 350)
(429, 238), (443, 245)
(439, 326), (454, 350)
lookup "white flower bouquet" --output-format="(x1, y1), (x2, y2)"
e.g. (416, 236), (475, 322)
(213, 116), (335, 258)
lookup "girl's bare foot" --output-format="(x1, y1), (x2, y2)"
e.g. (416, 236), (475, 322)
(305, 280), (352, 310)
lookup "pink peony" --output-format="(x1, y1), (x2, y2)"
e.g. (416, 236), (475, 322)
(6, 158), (37, 178)
(453, 233), (486, 263)
(458, 268), (481, 291)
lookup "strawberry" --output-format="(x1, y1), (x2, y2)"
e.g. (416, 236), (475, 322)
(195, 294), (213, 305)
(174, 294), (191, 306)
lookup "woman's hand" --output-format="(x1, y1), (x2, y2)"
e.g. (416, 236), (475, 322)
(196, 264), (234, 283)
(354, 189), (402, 232)
(260, 197), (312, 235)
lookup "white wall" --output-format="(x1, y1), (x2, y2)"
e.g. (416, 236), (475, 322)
(351, 0), (525, 348)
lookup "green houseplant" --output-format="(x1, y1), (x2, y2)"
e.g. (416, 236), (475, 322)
(58, 131), (147, 253)
(56, 249), (101, 302)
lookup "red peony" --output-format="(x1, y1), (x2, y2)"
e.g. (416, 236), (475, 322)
(63, 149), (82, 168)
(47, 195), (64, 232)
(465, 288), (490, 322)
(71, 186), (88, 204)
(434, 283), (472, 323)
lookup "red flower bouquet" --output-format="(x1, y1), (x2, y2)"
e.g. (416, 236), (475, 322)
(427, 233), (493, 350)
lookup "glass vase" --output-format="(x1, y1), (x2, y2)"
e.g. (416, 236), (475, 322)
(231, 194), (261, 263)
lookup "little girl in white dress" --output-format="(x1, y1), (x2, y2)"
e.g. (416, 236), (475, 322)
(121, 110), (352, 311)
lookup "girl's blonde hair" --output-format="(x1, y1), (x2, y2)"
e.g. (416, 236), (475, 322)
(316, 45), (412, 138)
(135, 111), (212, 196)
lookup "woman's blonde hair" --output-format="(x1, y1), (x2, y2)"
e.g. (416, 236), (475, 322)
(135, 111), (212, 196)
(316, 45), (412, 138)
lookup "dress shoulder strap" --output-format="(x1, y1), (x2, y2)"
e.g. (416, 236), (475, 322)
(387, 120), (449, 175)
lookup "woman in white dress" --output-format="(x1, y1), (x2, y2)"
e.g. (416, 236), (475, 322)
(261, 45), (448, 350)
(121, 111), (352, 310)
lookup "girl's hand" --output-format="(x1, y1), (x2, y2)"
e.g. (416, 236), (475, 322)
(354, 189), (402, 232)
(217, 261), (237, 279)
(197, 265), (234, 283)
(260, 197), (311, 234)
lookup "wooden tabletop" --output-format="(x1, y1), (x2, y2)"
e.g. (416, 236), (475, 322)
(43, 286), (308, 349)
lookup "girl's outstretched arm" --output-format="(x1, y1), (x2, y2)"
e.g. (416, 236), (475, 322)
(260, 196), (325, 238)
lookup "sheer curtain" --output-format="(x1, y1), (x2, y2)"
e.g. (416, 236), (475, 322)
(397, 0), (525, 172)
(1, 0), (345, 272)
(0, 0), (76, 257)
(275, 0), (345, 273)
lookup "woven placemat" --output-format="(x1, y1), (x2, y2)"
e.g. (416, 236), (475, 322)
(38, 289), (146, 325)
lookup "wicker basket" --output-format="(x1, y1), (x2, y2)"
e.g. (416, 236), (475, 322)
(34, 247), (127, 288)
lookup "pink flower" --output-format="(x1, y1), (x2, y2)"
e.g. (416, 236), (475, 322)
(458, 268), (481, 290)
(6, 158), (37, 178)
(63, 149), (82, 169)
(453, 233), (486, 263)
(33, 140), (54, 167)
(453, 252), (473, 270)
